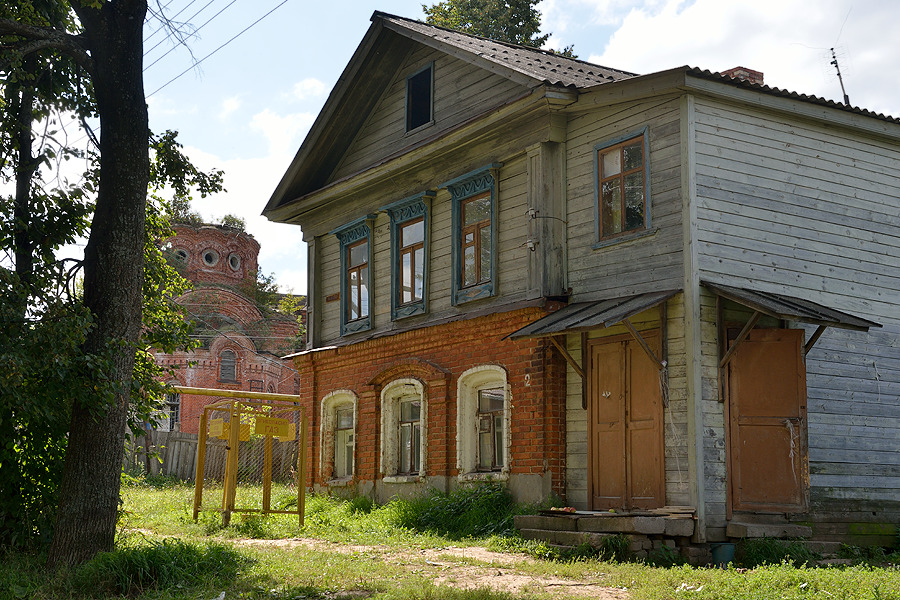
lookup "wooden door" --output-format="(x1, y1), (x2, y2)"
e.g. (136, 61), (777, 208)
(589, 332), (664, 510)
(728, 328), (807, 513)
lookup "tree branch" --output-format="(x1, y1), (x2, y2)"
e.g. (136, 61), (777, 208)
(0, 18), (93, 74)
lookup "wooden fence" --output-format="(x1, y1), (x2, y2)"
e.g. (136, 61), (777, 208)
(125, 430), (299, 483)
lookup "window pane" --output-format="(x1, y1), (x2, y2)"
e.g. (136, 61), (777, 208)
(400, 424), (411, 474)
(463, 243), (476, 287)
(401, 219), (424, 246)
(463, 196), (490, 226)
(413, 247), (424, 299)
(413, 423), (421, 473)
(601, 180), (622, 235)
(348, 270), (360, 320)
(478, 388), (504, 412)
(220, 350), (236, 380)
(359, 266), (369, 317)
(601, 148), (621, 177)
(623, 140), (643, 171)
(336, 408), (353, 429)
(494, 414), (504, 467)
(407, 66), (432, 131)
(478, 426), (493, 470)
(479, 226), (491, 282)
(335, 428), (353, 478)
(349, 240), (367, 267)
(624, 171), (645, 231)
(401, 252), (412, 303)
(400, 399), (420, 421)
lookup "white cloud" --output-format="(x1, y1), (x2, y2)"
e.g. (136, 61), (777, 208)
(218, 96), (242, 120)
(290, 78), (327, 101)
(249, 109), (315, 157)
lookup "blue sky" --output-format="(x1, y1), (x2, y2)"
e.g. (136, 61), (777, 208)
(139, 0), (900, 294)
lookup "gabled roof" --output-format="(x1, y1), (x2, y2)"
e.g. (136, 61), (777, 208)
(375, 12), (636, 89)
(263, 11), (635, 220)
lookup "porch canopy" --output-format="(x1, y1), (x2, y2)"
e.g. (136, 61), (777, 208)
(507, 290), (679, 384)
(507, 289), (680, 340)
(702, 280), (881, 364)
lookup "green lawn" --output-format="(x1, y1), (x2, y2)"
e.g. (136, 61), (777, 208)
(3, 478), (898, 600)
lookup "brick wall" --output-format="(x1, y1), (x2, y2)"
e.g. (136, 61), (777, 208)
(293, 305), (568, 502)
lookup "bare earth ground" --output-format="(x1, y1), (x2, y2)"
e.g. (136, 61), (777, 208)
(235, 538), (630, 599)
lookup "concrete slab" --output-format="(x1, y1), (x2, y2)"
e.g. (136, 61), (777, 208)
(578, 515), (666, 534)
(513, 514), (578, 531)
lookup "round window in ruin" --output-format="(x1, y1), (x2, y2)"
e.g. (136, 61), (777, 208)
(202, 249), (219, 266)
(228, 253), (241, 271)
(174, 249), (188, 263)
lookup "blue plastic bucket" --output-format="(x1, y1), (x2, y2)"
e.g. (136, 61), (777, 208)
(710, 542), (735, 567)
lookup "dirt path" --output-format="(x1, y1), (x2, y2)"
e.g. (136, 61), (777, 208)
(235, 538), (629, 599)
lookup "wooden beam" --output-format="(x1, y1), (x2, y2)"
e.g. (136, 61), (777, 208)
(174, 386), (301, 403)
(622, 318), (665, 370)
(804, 325), (828, 355)
(718, 311), (762, 369)
(549, 335), (584, 379)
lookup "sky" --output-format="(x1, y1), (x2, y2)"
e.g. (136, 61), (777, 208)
(136, 0), (900, 294)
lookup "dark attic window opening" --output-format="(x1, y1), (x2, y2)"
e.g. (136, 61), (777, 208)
(228, 253), (241, 271)
(406, 64), (433, 132)
(203, 249), (219, 266)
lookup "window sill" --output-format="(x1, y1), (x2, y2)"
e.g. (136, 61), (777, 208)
(454, 282), (494, 305)
(457, 471), (508, 483)
(383, 475), (424, 484)
(326, 477), (353, 487)
(592, 227), (657, 250)
(405, 120), (435, 136)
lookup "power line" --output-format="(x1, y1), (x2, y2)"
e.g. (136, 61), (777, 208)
(144, 0), (239, 72)
(147, 0), (291, 98)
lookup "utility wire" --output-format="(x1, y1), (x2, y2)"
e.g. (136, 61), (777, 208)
(148, 0), (290, 98)
(144, 0), (239, 72)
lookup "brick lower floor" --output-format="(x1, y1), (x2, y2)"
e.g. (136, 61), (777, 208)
(292, 305), (568, 504)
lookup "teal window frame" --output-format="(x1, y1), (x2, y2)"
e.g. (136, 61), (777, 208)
(384, 192), (433, 320)
(592, 127), (653, 248)
(444, 164), (501, 305)
(333, 216), (375, 336)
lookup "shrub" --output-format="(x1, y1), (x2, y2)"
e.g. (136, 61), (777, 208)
(739, 537), (821, 568)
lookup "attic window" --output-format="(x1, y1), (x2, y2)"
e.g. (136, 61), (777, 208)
(406, 63), (433, 132)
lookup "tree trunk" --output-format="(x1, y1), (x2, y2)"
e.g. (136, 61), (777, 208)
(47, 0), (149, 567)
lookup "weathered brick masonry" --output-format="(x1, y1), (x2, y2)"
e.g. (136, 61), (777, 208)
(293, 305), (568, 502)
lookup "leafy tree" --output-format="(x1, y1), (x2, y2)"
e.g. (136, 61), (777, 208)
(423, 0), (549, 47)
(422, 0), (576, 56)
(0, 0), (223, 566)
(220, 213), (246, 231)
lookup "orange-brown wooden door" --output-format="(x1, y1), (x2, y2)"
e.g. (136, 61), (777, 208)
(727, 328), (807, 513)
(589, 332), (664, 510)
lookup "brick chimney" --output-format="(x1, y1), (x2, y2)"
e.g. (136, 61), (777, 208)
(721, 66), (764, 86)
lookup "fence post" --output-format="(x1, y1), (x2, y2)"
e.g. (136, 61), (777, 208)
(193, 411), (209, 522)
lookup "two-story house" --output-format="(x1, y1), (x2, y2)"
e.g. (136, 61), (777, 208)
(263, 12), (900, 547)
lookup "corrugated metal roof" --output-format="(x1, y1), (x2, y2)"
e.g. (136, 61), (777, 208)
(703, 282), (881, 330)
(687, 68), (900, 125)
(375, 12), (636, 89)
(507, 290), (679, 339)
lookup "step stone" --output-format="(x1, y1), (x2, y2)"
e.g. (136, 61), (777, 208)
(726, 522), (813, 539)
(513, 514), (578, 531)
(578, 515), (667, 534)
(664, 518), (696, 537)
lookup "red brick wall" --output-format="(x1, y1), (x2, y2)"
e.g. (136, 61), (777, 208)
(293, 305), (567, 499)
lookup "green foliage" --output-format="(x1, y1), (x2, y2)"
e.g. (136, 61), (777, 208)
(645, 542), (687, 567)
(391, 482), (517, 538)
(739, 537), (822, 568)
(240, 269), (281, 313)
(220, 213), (246, 230)
(70, 539), (251, 597)
(423, 0), (549, 47)
(276, 293), (307, 351)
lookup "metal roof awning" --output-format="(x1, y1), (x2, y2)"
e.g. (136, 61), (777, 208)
(703, 282), (881, 331)
(506, 289), (680, 340)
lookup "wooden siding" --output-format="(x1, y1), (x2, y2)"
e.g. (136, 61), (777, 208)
(564, 297), (691, 509)
(693, 97), (900, 529)
(331, 47), (529, 183)
(565, 96), (684, 301)
(315, 154), (531, 346)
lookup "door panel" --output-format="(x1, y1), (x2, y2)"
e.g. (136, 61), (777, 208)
(590, 341), (625, 508)
(589, 332), (664, 510)
(728, 328), (807, 513)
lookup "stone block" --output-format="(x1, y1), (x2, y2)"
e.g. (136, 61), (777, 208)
(664, 518), (696, 537)
(578, 515), (666, 534)
(726, 522), (812, 539)
(514, 514), (577, 531)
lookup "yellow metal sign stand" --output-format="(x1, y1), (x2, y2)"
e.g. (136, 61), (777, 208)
(178, 386), (308, 528)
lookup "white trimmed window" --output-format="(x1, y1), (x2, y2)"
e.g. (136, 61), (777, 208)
(456, 365), (510, 481)
(381, 379), (426, 482)
(320, 390), (357, 482)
